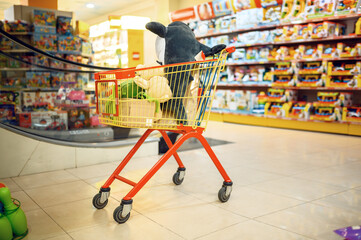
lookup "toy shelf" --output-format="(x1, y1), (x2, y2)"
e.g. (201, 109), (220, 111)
(0, 67), (31, 71)
(210, 111), (361, 136)
(216, 83), (361, 91)
(196, 14), (361, 39)
(6, 32), (31, 35)
(1, 49), (31, 53)
(227, 57), (361, 66)
(233, 35), (361, 48)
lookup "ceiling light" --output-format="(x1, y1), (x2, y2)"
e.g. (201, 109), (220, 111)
(86, 3), (95, 8)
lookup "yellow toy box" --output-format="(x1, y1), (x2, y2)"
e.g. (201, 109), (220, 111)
(285, 101), (312, 119)
(297, 74), (326, 87)
(264, 102), (290, 117)
(326, 75), (361, 88)
(342, 106), (361, 122)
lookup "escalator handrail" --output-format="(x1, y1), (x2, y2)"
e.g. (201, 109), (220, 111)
(0, 28), (117, 70)
(0, 49), (98, 73)
(0, 122), (158, 148)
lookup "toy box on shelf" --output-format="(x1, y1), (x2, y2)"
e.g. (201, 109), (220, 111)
(297, 74), (326, 87)
(51, 72), (65, 88)
(327, 61), (361, 76)
(309, 21), (345, 39)
(66, 107), (90, 129)
(310, 105), (342, 121)
(310, 92), (350, 121)
(3, 20), (31, 32)
(299, 61), (327, 74)
(55, 87), (90, 107)
(1, 77), (24, 88)
(252, 91), (268, 114)
(260, 0), (282, 25)
(342, 106), (361, 122)
(25, 71), (51, 88)
(32, 9), (56, 34)
(274, 62), (295, 74)
(334, 42), (361, 58)
(32, 34), (57, 52)
(305, 0), (337, 19)
(315, 91), (352, 107)
(275, 46), (296, 61)
(0, 102), (16, 124)
(211, 90), (227, 110)
(335, 0), (360, 15)
(22, 91), (56, 111)
(27, 111), (68, 130)
(264, 101), (290, 117)
(57, 16), (72, 35)
(280, 0), (306, 23)
(58, 36), (82, 54)
(272, 75), (297, 87)
(81, 40), (93, 56)
(266, 88), (297, 102)
(285, 101), (312, 119)
(326, 75), (361, 87)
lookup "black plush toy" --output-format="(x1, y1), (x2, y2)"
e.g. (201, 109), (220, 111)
(146, 21), (225, 124)
(145, 21), (226, 153)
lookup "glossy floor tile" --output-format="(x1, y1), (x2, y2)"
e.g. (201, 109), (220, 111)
(13, 122), (361, 240)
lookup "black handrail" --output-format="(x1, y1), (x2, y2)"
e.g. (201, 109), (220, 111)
(0, 122), (158, 148)
(0, 28), (117, 70)
(0, 50), (98, 73)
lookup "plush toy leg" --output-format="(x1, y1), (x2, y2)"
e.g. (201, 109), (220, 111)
(159, 132), (180, 154)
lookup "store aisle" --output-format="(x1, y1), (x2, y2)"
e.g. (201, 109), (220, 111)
(1, 121), (361, 240)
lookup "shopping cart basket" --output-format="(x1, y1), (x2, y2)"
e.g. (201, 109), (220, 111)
(92, 47), (235, 223)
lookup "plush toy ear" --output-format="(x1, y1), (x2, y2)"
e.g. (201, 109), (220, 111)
(199, 43), (226, 57)
(146, 22), (167, 38)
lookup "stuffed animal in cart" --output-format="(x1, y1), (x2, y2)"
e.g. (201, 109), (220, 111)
(145, 21), (226, 124)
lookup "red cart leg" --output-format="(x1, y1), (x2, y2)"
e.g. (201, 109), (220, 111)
(195, 133), (233, 203)
(92, 129), (154, 210)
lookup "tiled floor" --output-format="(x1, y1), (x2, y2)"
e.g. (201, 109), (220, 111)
(2, 121), (361, 240)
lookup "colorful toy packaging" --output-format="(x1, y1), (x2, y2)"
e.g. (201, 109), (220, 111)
(0, 77), (24, 88)
(30, 111), (68, 130)
(3, 20), (31, 32)
(342, 107), (361, 122)
(66, 107), (90, 129)
(51, 72), (65, 88)
(305, 0), (337, 19)
(280, 0), (306, 22)
(0, 103), (16, 124)
(336, 0), (360, 15)
(266, 88), (297, 102)
(285, 101), (312, 119)
(58, 36), (82, 54)
(297, 74), (326, 87)
(81, 40), (93, 56)
(49, 54), (64, 69)
(33, 9), (56, 27)
(57, 16), (73, 35)
(264, 102), (290, 117)
(25, 72), (51, 88)
(22, 91), (56, 111)
(326, 75), (361, 87)
(32, 34), (57, 52)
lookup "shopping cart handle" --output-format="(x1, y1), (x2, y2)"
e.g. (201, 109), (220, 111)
(225, 46), (236, 53)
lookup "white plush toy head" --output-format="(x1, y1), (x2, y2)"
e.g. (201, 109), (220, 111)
(136, 64), (164, 80)
(133, 75), (172, 103)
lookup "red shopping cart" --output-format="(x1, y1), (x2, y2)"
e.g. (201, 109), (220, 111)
(92, 47), (235, 223)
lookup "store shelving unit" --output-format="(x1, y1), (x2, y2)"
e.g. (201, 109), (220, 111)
(197, 11), (361, 136)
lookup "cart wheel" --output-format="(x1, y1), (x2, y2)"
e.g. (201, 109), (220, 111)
(172, 170), (184, 185)
(92, 193), (108, 209)
(113, 205), (130, 224)
(218, 186), (231, 203)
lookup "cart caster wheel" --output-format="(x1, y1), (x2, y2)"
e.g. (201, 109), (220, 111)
(218, 182), (232, 203)
(92, 193), (108, 209)
(172, 168), (185, 185)
(113, 204), (131, 224)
